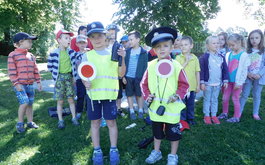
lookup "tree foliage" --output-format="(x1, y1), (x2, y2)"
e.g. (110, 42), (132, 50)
(113, 0), (220, 41)
(0, 0), (81, 59)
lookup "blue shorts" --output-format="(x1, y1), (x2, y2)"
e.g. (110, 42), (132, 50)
(86, 97), (117, 120)
(14, 84), (35, 105)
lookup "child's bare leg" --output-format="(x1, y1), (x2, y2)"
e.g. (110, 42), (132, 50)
(106, 120), (118, 147)
(91, 119), (101, 148)
(18, 104), (28, 123)
(127, 96), (134, 110)
(170, 141), (179, 155)
(26, 105), (33, 122)
(154, 137), (162, 152)
(116, 99), (121, 109)
(136, 96), (144, 110)
(68, 97), (76, 118)
(57, 100), (64, 121)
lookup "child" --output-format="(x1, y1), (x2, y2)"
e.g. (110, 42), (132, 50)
(240, 29), (265, 120)
(176, 36), (200, 125)
(218, 33), (250, 123)
(47, 29), (79, 129)
(124, 31), (148, 119)
(8, 32), (42, 133)
(70, 25), (93, 52)
(199, 36), (229, 124)
(141, 27), (189, 165)
(171, 35), (182, 59)
(120, 35), (130, 49)
(82, 21), (126, 165)
(75, 35), (89, 120)
(218, 32), (229, 56)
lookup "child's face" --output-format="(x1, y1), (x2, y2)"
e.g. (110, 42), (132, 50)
(19, 39), (33, 49)
(228, 40), (241, 52)
(218, 35), (226, 48)
(76, 41), (87, 51)
(207, 38), (219, 53)
(89, 33), (107, 50)
(174, 38), (181, 49)
(153, 40), (173, 60)
(128, 34), (140, 48)
(180, 39), (193, 54)
(121, 41), (130, 49)
(57, 34), (71, 49)
(79, 28), (87, 36)
(249, 32), (261, 49)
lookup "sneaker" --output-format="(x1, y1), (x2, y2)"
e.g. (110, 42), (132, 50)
(226, 117), (240, 123)
(204, 116), (212, 124)
(145, 150), (162, 164)
(110, 149), (120, 165)
(72, 118), (80, 125)
(130, 112), (136, 120)
(16, 122), (25, 133)
(138, 112), (144, 119)
(167, 154), (178, 165)
(92, 150), (103, 165)
(27, 122), (39, 129)
(253, 115), (261, 120)
(218, 113), (228, 120)
(58, 120), (65, 129)
(76, 113), (82, 120)
(211, 116), (220, 124)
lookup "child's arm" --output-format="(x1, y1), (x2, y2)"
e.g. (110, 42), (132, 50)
(199, 55), (206, 91)
(176, 70), (189, 99)
(7, 53), (19, 86)
(196, 71), (200, 92)
(32, 55), (42, 91)
(47, 53), (53, 73)
(140, 70), (151, 101)
(255, 54), (265, 79)
(118, 47), (126, 77)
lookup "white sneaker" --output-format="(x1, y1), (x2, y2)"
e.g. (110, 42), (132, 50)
(167, 154), (178, 165)
(145, 150), (162, 164)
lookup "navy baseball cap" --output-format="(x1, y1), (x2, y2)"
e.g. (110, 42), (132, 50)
(120, 35), (129, 42)
(13, 32), (37, 43)
(87, 22), (107, 36)
(145, 27), (178, 47)
(106, 24), (120, 32)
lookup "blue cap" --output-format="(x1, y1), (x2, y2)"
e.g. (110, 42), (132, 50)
(87, 21), (107, 36)
(13, 32), (37, 43)
(120, 35), (129, 42)
(145, 27), (178, 47)
(106, 24), (120, 32)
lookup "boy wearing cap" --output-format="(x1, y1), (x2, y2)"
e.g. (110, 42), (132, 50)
(120, 35), (130, 49)
(176, 36), (200, 125)
(124, 31), (148, 120)
(82, 21), (126, 165)
(141, 27), (189, 165)
(75, 34), (89, 120)
(47, 29), (79, 129)
(8, 32), (42, 133)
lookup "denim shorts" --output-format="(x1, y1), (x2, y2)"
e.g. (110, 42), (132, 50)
(86, 97), (117, 120)
(54, 73), (75, 100)
(14, 84), (35, 105)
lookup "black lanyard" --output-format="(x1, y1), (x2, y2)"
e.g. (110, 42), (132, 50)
(157, 76), (168, 104)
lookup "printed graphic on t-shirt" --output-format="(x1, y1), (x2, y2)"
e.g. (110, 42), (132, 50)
(248, 52), (262, 74)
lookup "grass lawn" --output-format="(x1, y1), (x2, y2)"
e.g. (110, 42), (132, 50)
(0, 55), (265, 164)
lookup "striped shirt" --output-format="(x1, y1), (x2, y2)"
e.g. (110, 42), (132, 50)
(8, 48), (41, 86)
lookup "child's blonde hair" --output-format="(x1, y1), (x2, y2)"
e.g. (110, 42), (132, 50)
(227, 33), (245, 49)
(205, 35), (219, 52)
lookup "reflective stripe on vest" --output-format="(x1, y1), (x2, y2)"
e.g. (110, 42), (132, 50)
(86, 50), (119, 100)
(147, 59), (186, 124)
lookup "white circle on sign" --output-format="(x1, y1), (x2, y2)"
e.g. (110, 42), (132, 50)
(155, 59), (174, 78)
(78, 62), (97, 81)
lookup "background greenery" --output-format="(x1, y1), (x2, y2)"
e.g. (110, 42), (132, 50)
(1, 56), (265, 164)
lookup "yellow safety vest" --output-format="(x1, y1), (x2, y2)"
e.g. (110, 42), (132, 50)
(148, 59), (186, 124)
(86, 50), (119, 100)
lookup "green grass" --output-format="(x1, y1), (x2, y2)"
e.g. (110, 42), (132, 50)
(1, 55), (265, 164)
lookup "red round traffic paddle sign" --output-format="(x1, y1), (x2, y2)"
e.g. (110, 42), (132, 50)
(78, 62), (97, 81)
(155, 59), (174, 78)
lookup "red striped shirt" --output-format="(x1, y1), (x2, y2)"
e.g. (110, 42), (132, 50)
(8, 48), (41, 86)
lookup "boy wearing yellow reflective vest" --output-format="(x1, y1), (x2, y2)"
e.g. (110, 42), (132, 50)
(141, 27), (189, 165)
(82, 22), (126, 165)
